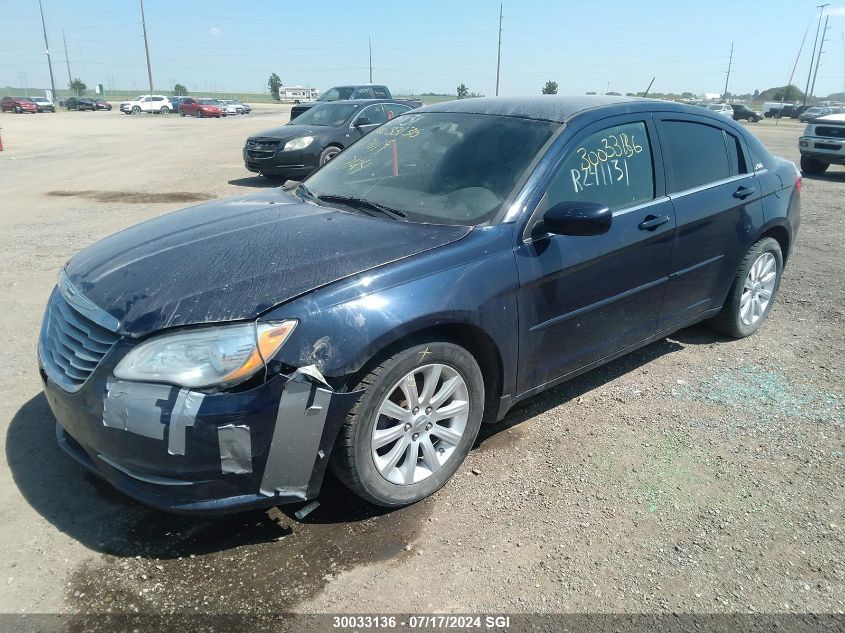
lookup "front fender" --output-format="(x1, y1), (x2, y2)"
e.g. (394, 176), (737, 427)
(266, 225), (520, 396)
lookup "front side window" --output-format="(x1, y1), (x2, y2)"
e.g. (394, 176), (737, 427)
(305, 112), (558, 226)
(661, 120), (732, 192)
(547, 121), (655, 212)
(356, 104), (388, 126)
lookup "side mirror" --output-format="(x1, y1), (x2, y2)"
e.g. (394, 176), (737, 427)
(542, 201), (612, 236)
(354, 117), (372, 127)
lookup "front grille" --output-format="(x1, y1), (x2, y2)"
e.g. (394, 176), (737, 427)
(814, 142), (841, 151)
(246, 139), (281, 150)
(39, 290), (119, 392)
(815, 126), (845, 139)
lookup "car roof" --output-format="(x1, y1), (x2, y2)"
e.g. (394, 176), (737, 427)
(311, 98), (408, 106)
(423, 95), (670, 123)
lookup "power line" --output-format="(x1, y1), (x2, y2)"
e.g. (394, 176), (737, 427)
(495, 2), (503, 96)
(140, 0), (154, 94)
(36, 0), (57, 99)
(724, 41), (734, 99)
(803, 4), (828, 107)
(809, 15), (830, 101)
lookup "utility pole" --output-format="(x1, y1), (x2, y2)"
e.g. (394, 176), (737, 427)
(723, 42), (734, 100)
(778, 21), (811, 127)
(643, 77), (655, 98)
(804, 4), (829, 107)
(809, 16), (830, 102)
(140, 0), (154, 94)
(495, 2), (503, 96)
(62, 30), (72, 90)
(368, 37), (373, 83)
(841, 32), (845, 94)
(37, 0), (57, 99)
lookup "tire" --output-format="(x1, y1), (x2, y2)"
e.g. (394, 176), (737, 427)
(160, 106), (170, 114)
(180, 110), (186, 117)
(131, 106), (141, 114)
(319, 145), (342, 165)
(14, 106), (21, 114)
(331, 341), (485, 507)
(77, 105), (84, 111)
(195, 109), (202, 118)
(800, 156), (829, 175)
(706, 237), (783, 339)
(749, 115), (759, 123)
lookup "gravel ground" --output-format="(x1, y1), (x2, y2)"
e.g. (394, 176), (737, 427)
(0, 108), (842, 627)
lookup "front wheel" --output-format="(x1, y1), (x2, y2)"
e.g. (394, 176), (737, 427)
(332, 341), (485, 507)
(707, 237), (783, 338)
(749, 115), (759, 123)
(800, 156), (829, 175)
(319, 145), (342, 165)
(131, 106), (141, 114)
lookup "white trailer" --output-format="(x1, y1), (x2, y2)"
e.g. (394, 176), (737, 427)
(278, 86), (320, 103)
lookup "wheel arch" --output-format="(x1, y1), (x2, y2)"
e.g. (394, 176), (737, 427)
(758, 223), (791, 263)
(342, 321), (504, 424)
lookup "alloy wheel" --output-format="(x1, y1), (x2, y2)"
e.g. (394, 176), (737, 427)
(740, 252), (777, 326)
(371, 364), (470, 485)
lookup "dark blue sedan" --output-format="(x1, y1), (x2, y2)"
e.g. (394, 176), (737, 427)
(38, 96), (800, 513)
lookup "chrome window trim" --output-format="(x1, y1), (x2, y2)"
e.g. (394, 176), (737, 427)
(668, 173), (749, 200)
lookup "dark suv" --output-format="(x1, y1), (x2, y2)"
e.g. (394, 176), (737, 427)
(39, 96), (800, 514)
(730, 104), (760, 122)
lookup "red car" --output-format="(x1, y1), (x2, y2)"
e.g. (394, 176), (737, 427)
(178, 98), (222, 118)
(1, 96), (38, 113)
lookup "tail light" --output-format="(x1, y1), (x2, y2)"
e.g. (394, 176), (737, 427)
(794, 165), (802, 193)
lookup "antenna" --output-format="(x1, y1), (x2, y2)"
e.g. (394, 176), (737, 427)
(495, 2), (503, 96)
(140, 0), (154, 94)
(803, 4), (829, 108)
(37, 0), (57, 99)
(369, 37), (373, 83)
(724, 42), (734, 100)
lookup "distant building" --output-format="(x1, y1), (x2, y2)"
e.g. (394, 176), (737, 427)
(702, 93), (722, 102)
(278, 86), (321, 103)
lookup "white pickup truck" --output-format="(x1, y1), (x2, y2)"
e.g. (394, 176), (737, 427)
(799, 113), (845, 175)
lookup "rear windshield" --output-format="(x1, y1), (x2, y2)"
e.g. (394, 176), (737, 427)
(293, 103), (360, 126)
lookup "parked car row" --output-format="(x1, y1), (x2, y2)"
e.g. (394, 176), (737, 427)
(120, 94), (252, 116)
(700, 102), (761, 122)
(62, 96), (112, 111)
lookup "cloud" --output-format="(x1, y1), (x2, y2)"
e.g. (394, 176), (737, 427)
(826, 7), (845, 16)
(209, 27), (222, 36)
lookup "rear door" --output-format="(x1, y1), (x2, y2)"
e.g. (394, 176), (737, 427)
(655, 114), (764, 329)
(514, 114), (675, 394)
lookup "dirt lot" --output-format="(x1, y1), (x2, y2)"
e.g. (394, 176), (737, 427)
(0, 107), (842, 625)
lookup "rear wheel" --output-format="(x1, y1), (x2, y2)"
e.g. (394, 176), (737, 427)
(707, 237), (783, 338)
(800, 156), (829, 175)
(332, 341), (485, 507)
(160, 106), (170, 114)
(180, 110), (186, 117)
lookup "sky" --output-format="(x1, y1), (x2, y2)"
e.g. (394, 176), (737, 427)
(1, 0), (845, 98)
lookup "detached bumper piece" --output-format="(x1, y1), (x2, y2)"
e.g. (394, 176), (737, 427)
(44, 366), (362, 514)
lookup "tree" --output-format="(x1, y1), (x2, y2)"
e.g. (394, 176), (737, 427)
(758, 85), (804, 102)
(173, 83), (188, 96)
(606, 91), (621, 96)
(585, 91), (597, 95)
(268, 73), (282, 100)
(542, 80), (558, 95)
(68, 78), (86, 95)
(456, 83), (469, 99)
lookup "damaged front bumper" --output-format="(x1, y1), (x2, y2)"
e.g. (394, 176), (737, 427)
(40, 363), (362, 514)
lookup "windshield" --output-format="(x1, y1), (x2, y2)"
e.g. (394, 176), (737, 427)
(292, 103), (359, 126)
(305, 112), (558, 226)
(318, 87), (354, 102)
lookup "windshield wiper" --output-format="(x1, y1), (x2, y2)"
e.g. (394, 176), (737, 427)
(318, 195), (407, 220)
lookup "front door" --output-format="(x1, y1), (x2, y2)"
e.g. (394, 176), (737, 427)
(515, 115), (674, 394)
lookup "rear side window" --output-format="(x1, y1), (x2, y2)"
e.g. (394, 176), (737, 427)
(548, 121), (655, 212)
(661, 121), (732, 192)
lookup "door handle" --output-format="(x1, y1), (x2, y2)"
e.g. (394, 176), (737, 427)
(638, 214), (671, 231)
(733, 186), (756, 199)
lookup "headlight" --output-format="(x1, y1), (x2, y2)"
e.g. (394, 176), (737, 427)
(803, 124), (812, 135)
(113, 321), (297, 388)
(284, 136), (314, 151)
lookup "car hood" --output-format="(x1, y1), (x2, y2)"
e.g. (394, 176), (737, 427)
(248, 124), (333, 141)
(63, 189), (471, 337)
